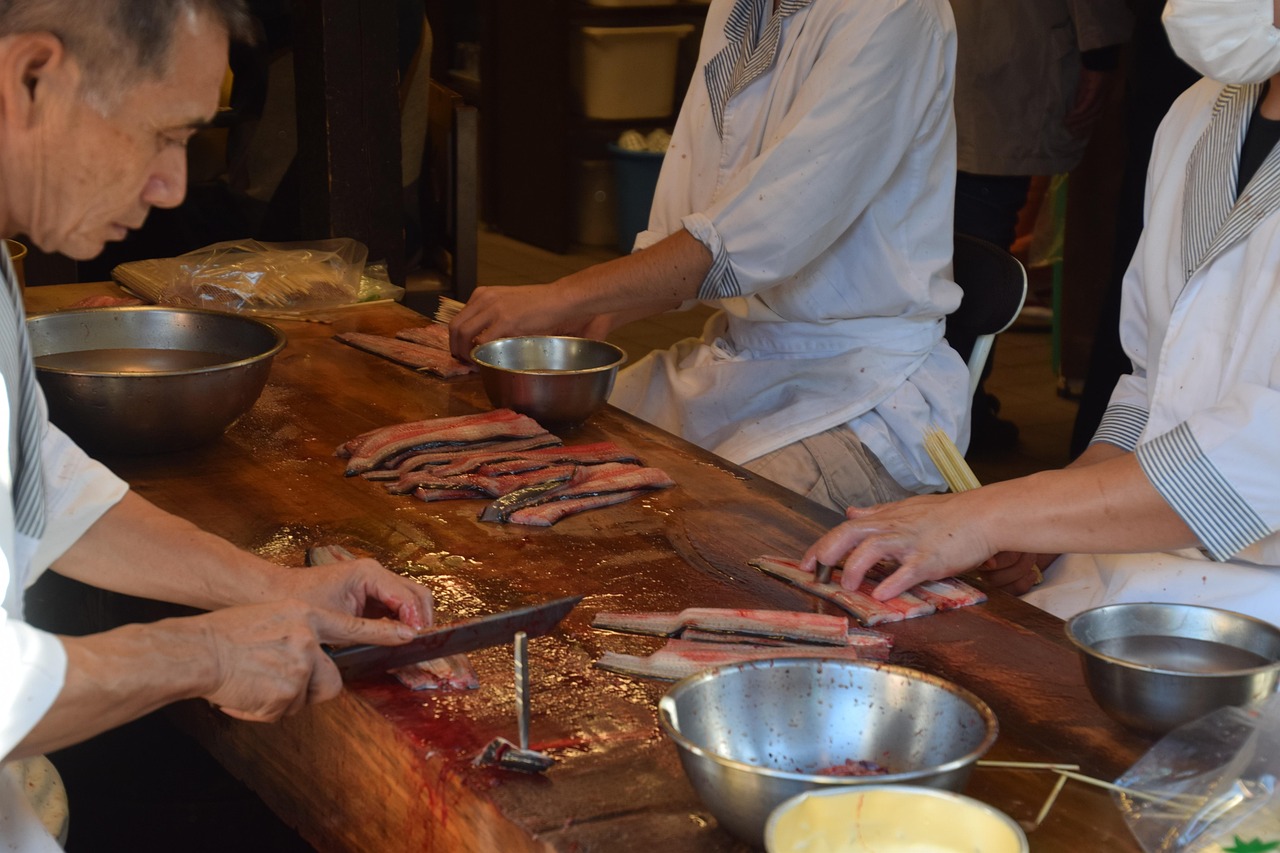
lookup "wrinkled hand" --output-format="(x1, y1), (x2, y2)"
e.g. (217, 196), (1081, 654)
(974, 550), (1056, 595)
(449, 284), (598, 361)
(272, 558), (433, 631)
(198, 600), (419, 722)
(800, 493), (996, 600)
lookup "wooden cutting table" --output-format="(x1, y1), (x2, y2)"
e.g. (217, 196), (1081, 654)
(26, 284), (1152, 852)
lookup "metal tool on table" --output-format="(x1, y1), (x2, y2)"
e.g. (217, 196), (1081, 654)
(327, 595), (582, 680)
(814, 562), (835, 585)
(474, 631), (556, 773)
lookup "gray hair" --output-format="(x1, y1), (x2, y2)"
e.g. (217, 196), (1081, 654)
(0, 0), (254, 106)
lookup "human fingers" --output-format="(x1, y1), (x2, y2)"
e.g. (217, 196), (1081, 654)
(801, 519), (877, 573)
(448, 290), (498, 360)
(356, 566), (434, 630)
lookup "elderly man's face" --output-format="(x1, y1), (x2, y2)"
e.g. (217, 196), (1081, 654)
(27, 14), (227, 259)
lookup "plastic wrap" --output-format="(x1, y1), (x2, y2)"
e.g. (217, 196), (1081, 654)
(1115, 692), (1280, 852)
(112, 238), (398, 314)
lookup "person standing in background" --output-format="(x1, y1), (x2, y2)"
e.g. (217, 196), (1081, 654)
(949, 0), (1133, 451)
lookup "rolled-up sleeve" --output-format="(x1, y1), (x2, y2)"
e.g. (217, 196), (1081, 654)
(31, 424), (128, 574)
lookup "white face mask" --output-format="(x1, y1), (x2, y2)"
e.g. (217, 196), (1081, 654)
(1163, 0), (1280, 84)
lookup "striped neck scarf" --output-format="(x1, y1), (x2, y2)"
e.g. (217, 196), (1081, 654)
(0, 242), (45, 541)
(1182, 83), (1280, 283)
(704, 0), (812, 139)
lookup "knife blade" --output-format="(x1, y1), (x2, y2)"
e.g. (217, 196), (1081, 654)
(328, 595), (583, 679)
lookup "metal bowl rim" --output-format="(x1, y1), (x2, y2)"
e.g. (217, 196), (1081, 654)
(1064, 601), (1280, 678)
(658, 658), (1000, 785)
(470, 335), (627, 376)
(27, 306), (286, 377)
(763, 784), (1029, 851)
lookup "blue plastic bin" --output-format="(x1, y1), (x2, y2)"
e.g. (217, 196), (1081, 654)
(608, 144), (664, 254)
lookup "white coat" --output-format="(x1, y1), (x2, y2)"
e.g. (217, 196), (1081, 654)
(1025, 78), (1280, 625)
(610, 0), (970, 494)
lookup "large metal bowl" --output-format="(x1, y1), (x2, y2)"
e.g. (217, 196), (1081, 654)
(1066, 602), (1280, 735)
(27, 306), (285, 455)
(470, 336), (625, 429)
(658, 659), (999, 846)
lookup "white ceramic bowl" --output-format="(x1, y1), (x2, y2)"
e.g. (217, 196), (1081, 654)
(764, 785), (1028, 853)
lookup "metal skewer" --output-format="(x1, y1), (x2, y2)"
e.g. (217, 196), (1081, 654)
(515, 631), (530, 751)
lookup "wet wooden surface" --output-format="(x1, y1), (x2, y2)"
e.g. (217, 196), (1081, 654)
(27, 285), (1151, 852)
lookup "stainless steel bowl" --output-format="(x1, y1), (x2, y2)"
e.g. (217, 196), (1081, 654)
(27, 306), (285, 455)
(658, 659), (999, 846)
(1066, 602), (1280, 735)
(470, 336), (625, 429)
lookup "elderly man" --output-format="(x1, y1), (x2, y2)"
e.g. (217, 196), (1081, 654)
(0, 2), (435, 847)
(802, 0), (1280, 628)
(450, 0), (969, 512)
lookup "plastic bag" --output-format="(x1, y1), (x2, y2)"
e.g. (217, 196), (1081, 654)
(113, 238), (369, 313)
(1115, 692), (1280, 852)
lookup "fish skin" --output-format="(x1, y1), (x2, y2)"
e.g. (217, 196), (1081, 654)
(506, 490), (646, 526)
(395, 436), (566, 477)
(337, 409), (523, 459)
(392, 464), (577, 497)
(335, 331), (475, 378)
(471, 442), (641, 476)
(749, 555), (939, 626)
(482, 463), (675, 523)
(591, 607), (852, 646)
(678, 628), (892, 659)
(412, 487), (486, 502)
(595, 638), (884, 681)
(343, 410), (549, 475)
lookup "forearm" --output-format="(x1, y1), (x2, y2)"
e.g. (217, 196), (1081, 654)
(557, 228), (710, 320)
(50, 491), (288, 610)
(11, 618), (214, 760)
(973, 453), (1197, 556)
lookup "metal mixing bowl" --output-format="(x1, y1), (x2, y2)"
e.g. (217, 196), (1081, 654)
(470, 336), (625, 428)
(27, 306), (285, 455)
(764, 785), (1028, 853)
(658, 659), (999, 846)
(1066, 602), (1280, 735)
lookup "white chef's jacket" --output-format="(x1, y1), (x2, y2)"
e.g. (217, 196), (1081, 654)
(1025, 79), (1280, 625)
(0, 244), (129, 849)
(610, 0), (970, 493)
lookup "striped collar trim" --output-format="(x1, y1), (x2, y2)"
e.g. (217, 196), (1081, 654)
(704, 0), (812, 138)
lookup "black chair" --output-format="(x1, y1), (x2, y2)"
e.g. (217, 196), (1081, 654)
(947, 233), (1028, 397)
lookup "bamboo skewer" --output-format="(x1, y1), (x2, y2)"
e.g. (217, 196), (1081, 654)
(433, 296), (464, 327)
(923, 425), (1042, 585)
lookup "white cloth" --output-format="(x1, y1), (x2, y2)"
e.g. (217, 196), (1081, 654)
(0, 247), (129, 848)
(610, 0), (970, 494)
(1025, 78), (1280, 624)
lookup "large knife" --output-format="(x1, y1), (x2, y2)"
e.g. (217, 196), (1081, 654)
(328, 595), (583, 680)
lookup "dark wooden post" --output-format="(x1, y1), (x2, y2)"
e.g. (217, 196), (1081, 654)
(291, 0), (407, 284)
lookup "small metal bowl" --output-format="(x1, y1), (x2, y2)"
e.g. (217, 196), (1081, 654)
(765, 785), (1028, 853)
(658, 659), (999, 847)
(1066, 602), (1280, 735)
(27, 306), (285, 455)
(470, 336), (625, 429)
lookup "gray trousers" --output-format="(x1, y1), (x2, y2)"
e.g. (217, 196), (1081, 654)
(742, 425), (914, 512)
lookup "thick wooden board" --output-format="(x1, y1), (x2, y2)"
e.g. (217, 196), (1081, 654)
(25, 286), (1151, 852)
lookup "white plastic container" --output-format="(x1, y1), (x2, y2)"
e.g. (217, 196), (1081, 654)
(574, 25), (695, 120)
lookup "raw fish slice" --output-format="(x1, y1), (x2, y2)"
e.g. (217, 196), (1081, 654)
(366, 435), (565, 479)
(394, 324), (452, 350)
(389, 463), (577, 497)
(591, 607), (852, 646)
(482, 463), (674, 522)
(413, 487), (486, 502)
(749, 556), (936, 626)
(863, 565), (987, 610)
(505, 490), (646, 526)
(472, 442), (642, 476)
(337, 409), (524, 459)
(345, 410), (549, 475)
(390, 653), (480, 691)
(334, 331), (475, 378)
(679, 629), (892, 659)
(594, 638), (882, 681)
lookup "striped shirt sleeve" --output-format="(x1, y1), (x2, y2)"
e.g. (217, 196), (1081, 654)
(1091, 402), (1148, 451)
(1136, 422), (1271, 561)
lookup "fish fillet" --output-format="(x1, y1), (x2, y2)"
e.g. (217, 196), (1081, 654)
(482, 462), (675, 523)
(595, 638), (883, 681)
(335, 331), (475, 378)
(344, 410), (550, 475)
(394, 324), (452, 350)
(592, 607), (852, 646)
(749, 556), (941, 626)
(506, 490), (647, 526)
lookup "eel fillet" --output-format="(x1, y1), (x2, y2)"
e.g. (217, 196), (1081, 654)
(361, 435), (565, 480)
(507, 490), (647, 526)
(393, 324), (452, 350)
(342, 410), (550, 475)
(334, 331), (475, 378)
(305, 543), (478, 691)
(481, 463), (675, 523)
(402, 464), (578, 500)
(592, 607), (852, 646)
(595, 638), (883, 681)
(749, 555), (964, 626)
